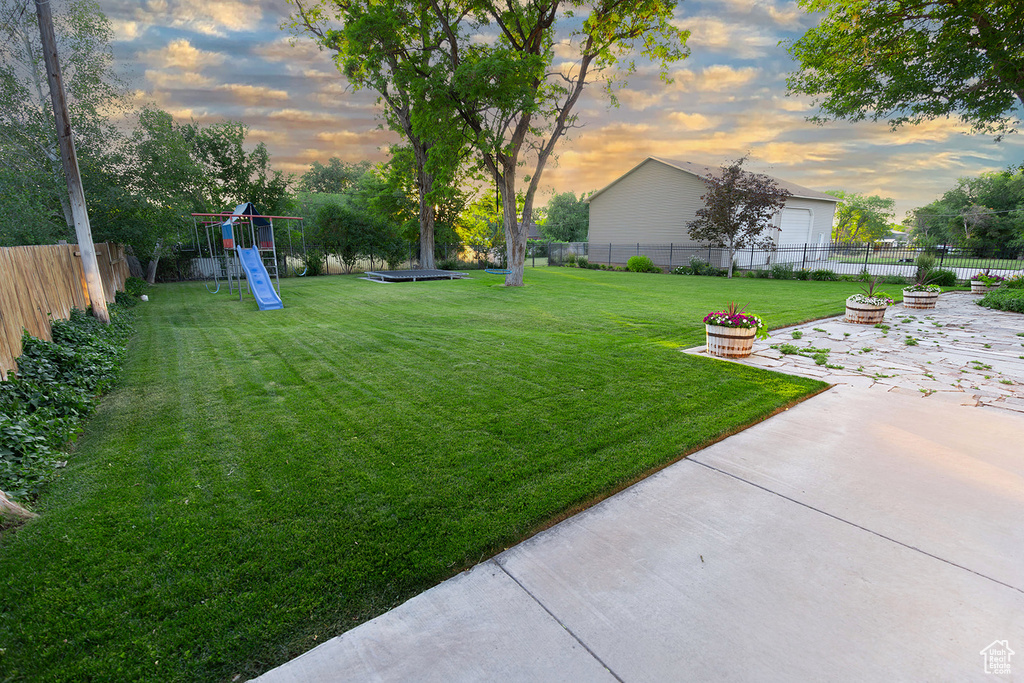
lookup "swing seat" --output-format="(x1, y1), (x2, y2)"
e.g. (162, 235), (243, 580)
(485, 268), (512, 275)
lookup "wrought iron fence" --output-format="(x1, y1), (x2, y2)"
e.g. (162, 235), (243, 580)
(177, 240), (1023, 280)
(545, 241), (1023, 279)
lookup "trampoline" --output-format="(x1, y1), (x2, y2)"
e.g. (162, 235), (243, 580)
(363, 269), (469, 283)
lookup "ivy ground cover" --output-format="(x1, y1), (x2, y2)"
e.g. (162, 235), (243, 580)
(0, 270), (868, 681)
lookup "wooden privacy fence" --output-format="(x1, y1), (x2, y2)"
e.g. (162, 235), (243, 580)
(0, 243), (129, 379)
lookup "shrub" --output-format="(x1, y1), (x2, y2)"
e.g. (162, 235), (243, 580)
(754, 269), (771, 279)
(564, 252), (577, 266)
(977, 288), (1024, 313)
(115, 290), (139, 308)
(688, 256), (712, 276)
(0, 304), (135, 501)
(577, 256), (589, 268)
(303, 248), (325, 276)
(124, 276), (148, 297)
(1004, 274), (1024, 289)
(437, 257), (459, 271)
(627, 255), (659, 273)
(770, 263), (794, 280)
(877, 275), (909, 285)
(809, 268), (838, 281)
(794, 268), (810, 281)
(670, 266), (689, 275)
(914, 254), (936, 283)
(926, 268), (957, 287)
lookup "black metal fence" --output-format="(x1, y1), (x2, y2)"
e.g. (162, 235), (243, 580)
(175, 240), (1023, 281)
(548, 241), (1023, 279)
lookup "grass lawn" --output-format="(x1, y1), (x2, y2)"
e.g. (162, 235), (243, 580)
(1, 270), (867, 681)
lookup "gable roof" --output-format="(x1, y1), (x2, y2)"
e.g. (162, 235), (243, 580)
(588, 156), (840, 204)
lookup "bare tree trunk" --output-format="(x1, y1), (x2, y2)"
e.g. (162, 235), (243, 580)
(0, 489), (37, 523)
(146, 241), (163, 285)
(417, 172), (436, 270)
(499, 169), (527, 286)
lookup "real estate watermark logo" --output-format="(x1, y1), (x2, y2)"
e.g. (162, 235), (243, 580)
(980, 640), (1014, 675)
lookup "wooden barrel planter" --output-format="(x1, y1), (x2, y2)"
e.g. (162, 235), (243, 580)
(705, 324), (756, 358)
(845, 300), (887, 324)
(971, 280), (998, 294)
(902, 290), (939, 310)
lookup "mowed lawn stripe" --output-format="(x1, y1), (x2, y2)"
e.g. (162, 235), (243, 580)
(0, 270), (866, 681)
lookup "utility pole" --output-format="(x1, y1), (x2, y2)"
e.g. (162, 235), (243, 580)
(35, 0), (109, 323)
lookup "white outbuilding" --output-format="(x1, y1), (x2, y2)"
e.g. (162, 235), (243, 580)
(586, 157), (840, 267)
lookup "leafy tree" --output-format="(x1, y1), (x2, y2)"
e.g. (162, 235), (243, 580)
(907, 167), (1024, 254)
(825, 191), (895, 243)
(291, 0), (687, 285)
(457, 190), (504, 247)
(131, 109), (291, 216)
(419, 0), (688, 286)
(289, 0), (468, 269)
(686, 157), (790, 278)
(0, 0), (131, 243)
(127, 109), (292, 280)
(786, 0), (1024, 138)
(315, 202), (371, 273)
(298, 158), (372, 194)
(366, 146), (465, 252)
(540, 192), (590, 242)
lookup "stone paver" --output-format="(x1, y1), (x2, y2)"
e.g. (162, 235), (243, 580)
(687, 290), (1024, 412)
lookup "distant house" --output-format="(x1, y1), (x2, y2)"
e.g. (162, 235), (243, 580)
(587, 157), (839, 267)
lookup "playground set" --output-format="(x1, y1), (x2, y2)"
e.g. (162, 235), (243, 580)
(191, 203), (307, 311)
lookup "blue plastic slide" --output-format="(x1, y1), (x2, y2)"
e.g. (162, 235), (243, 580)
(236, 246), (283, 310)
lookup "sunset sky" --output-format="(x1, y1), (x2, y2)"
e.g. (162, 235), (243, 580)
(96, 0), (1024, 220)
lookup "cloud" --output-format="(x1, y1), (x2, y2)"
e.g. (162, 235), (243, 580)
(133, 0), (264, 37)
(269, 109), (339, 124)
(315, 130), (394, 147)
(671, 65), (761, 94)
(144, 70), (215, 89)
(861, 118), (975, 145)
(682, 16), (779, 59)
(766, 1), (804, 28)
(109, 18), (143, 41)
(139, 39), (226, 70)
(755, 140), (845, 164)
(667, 112), (718, 131)
(216, 84), (290, 105)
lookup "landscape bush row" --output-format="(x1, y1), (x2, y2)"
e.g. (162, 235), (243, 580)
(0, 281), (142, 503)
(977, 275), (1024, 313)
(558, 253), (966, 286)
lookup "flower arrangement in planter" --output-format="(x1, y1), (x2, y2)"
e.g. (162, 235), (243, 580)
(971, 270), (1005, 294)
(845, 278), (894, 324)
(704, 302), (769, 358)
(902, 274), (942, 309)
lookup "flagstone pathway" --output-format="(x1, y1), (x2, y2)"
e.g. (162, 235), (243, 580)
(687, 290), (1024, 413)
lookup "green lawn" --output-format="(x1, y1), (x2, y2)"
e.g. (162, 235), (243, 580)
(1, 270), (866, 681)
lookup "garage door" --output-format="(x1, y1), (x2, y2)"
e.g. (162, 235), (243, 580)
(779, 208), (812, 245)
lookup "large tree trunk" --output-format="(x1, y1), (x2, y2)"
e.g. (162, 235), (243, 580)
(499, 170), (527, 287)
(417, 180), (436, 269)
(146, 241), (164, 285)
(1, 489), (37, 523)
(411, 133), (436, 270)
